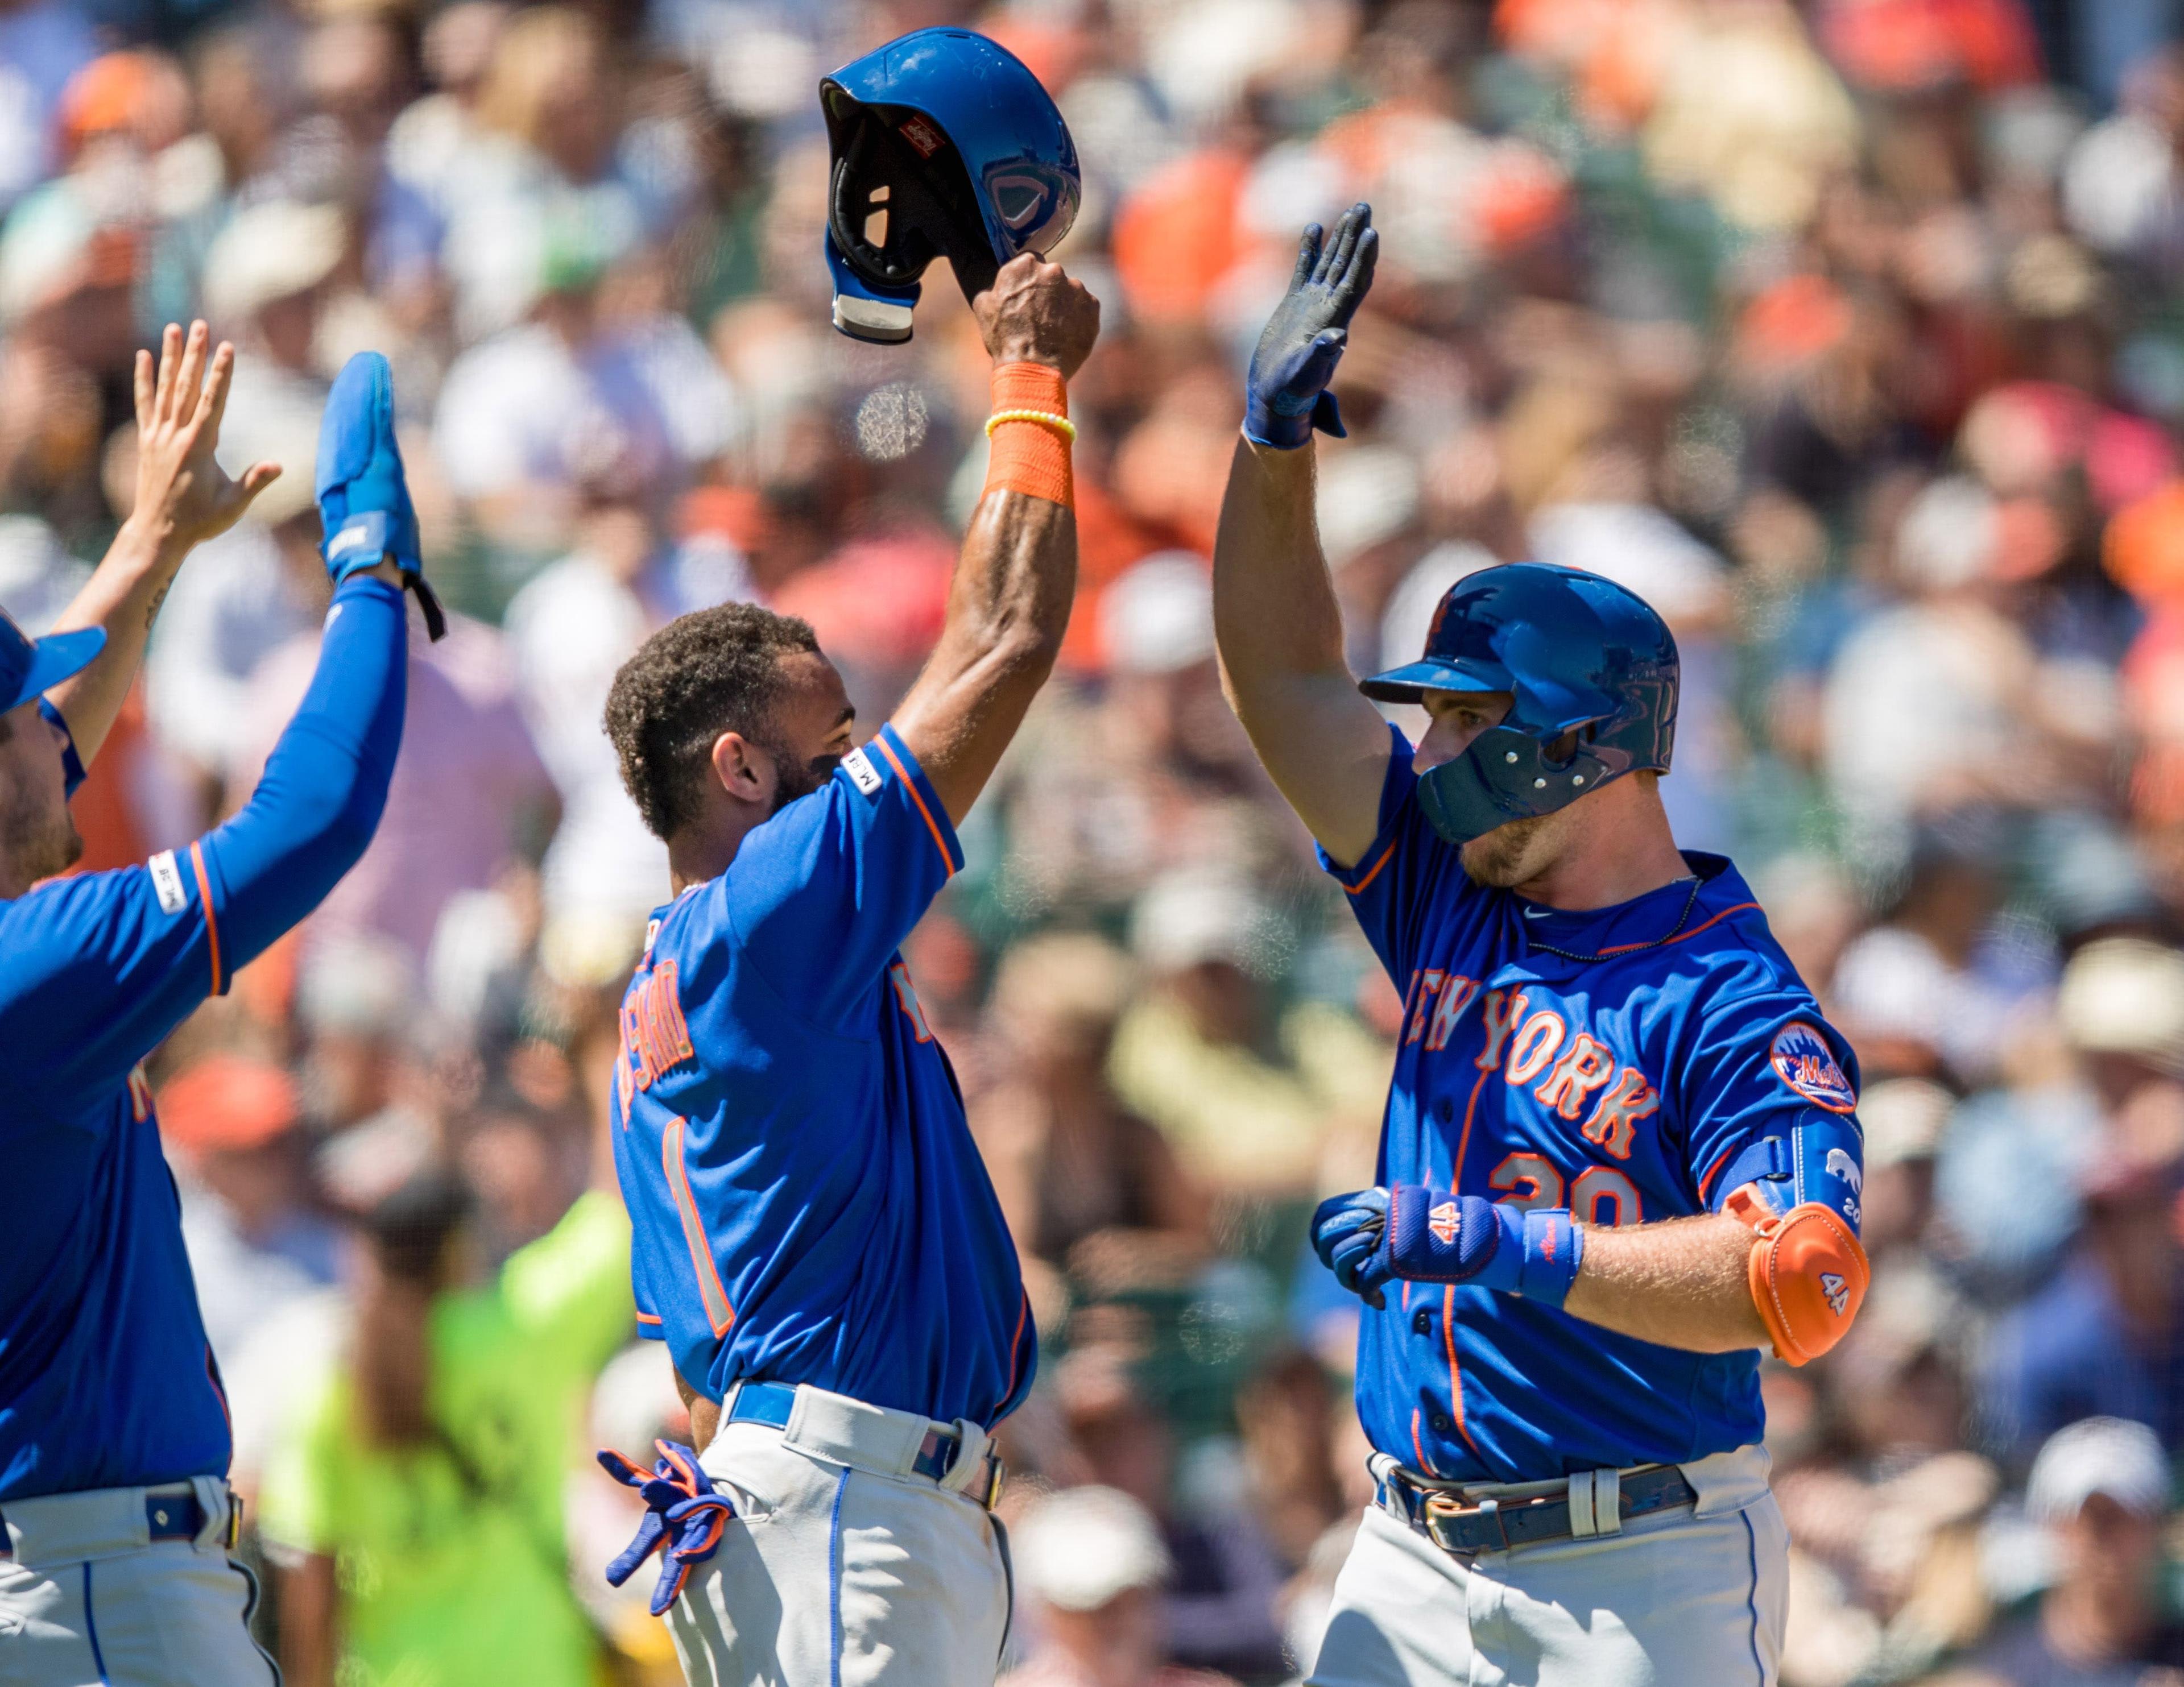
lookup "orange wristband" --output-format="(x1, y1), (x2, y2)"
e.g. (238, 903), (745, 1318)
(984, 362), (1072, 508)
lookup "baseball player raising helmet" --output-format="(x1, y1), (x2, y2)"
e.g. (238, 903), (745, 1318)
(1211, 203), (1868, 1687)
(0, 330), (431, 1684)
(590, 30), (1099, 1685)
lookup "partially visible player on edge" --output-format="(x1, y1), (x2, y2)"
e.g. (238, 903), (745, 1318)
(0, 330), (436, 1685)
(593, 250), (1098, 1685)
(1211, 202), (1869, 1686)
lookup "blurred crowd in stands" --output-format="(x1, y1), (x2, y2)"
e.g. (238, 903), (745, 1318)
(7, 0), (2184, 1681)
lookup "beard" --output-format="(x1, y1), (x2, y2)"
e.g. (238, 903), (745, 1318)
(1, 778), (81, 886)
(767, 747), (845, 815)
(1458, 808), (1567, 889)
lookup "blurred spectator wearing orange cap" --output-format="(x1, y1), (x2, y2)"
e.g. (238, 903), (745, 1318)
(159, 1053), (338, 1373)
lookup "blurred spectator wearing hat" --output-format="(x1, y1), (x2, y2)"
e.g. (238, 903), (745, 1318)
(998, 552), (1286, 926)
(1830, 814), (2053, 1088)
(227, 534), (556, 974)
(971, 931), (1208, 1317)
(1109, 865), (1388, 1203)
(259, 1163), (632, 1687)
(431, 205), (739, 559)
(1972, 938), (2184, 1468)
(1004, 1484), (1249, 1685)
(1958, 1417), (2184, 1686)
(159, 1051), (337, 1369)
(1054, 1346), (1288, 1682)
(503, 445), (749, 942)
(1001, 1485), (1239, 1687)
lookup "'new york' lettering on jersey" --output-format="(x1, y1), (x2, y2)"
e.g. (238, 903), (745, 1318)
(611, 723), (1034, 1428)
(1325, 724), (1863, 1483)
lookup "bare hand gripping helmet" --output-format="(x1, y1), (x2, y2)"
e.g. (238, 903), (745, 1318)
(820, 28), (1080, 343)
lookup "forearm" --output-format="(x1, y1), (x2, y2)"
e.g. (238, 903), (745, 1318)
(1561, 1212), (1768, 1353)
(1212, 437), (1347, 686)
(1210, 436), (1388, 863)
(893, 482), (1074, 823)
(278, 1553), (338, 1687)
(42, 519), (188, 766)
(202, 574), (407, 969)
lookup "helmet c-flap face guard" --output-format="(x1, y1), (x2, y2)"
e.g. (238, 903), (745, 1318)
(1358, 563), (1680, 846)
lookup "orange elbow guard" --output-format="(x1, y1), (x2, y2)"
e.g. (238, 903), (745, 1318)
(1726, 1188), (1869, 1366)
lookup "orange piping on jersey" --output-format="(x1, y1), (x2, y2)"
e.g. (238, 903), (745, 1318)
(1450, 1067), (1491, 1190)
(1345, 839), (1399, 895)
(1410, 1407), (1437, 1477)
(1595, 902), (1760, 956)
(996, 1288), (1032, 1415)
(1696, 1145), (1735, 1206)
(635, 1310), (663, 1325)
(1442, 1283), (1482, 1460)
(872, 734), (956, 876)
(188, 842), (222, 994)
(663, 1116), (735, 1337)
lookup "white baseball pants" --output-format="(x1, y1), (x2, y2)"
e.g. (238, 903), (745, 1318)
(1308, 1444), (1788, 1687)
(0, 1477), (279, 1686)
(668, 1383), (1012, 1687)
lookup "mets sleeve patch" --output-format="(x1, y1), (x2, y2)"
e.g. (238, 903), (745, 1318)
(1770, 1022), (1857, 1113)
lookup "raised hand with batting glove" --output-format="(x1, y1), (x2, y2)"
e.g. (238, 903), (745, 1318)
(1243, 201), (1379, 449)
(1314, 1186), (1586, 1309)
(317, 350), (446, 640)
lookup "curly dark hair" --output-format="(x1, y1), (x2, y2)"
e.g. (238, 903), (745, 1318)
(604, 602), (821, 839)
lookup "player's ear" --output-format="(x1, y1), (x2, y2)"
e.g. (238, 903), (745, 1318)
(709, 730), (775, 808)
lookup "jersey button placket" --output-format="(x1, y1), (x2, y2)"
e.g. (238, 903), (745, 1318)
(1429, 1411), (1454, 1436)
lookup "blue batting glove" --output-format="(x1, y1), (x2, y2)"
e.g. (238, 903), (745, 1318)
(1378, 1186), (1586, 1309)
(597, 1440), (737, 1616)
(317, 350), (444, 641)
(1243, 202), (1379, 450)
(1312, 1186), (1393, 1309)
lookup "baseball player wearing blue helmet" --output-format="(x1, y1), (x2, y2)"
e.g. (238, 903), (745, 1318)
(1213, 205), (1868, 1686)
(0, 327), (426, 1684)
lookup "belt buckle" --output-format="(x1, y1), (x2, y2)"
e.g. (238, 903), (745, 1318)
(225, 1486), (242, 1550)
(981, 1453), (1006, 1512)
(1422, 1491), (1504, 1556)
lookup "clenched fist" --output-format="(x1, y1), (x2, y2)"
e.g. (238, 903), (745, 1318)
(973, 254), (1101, 379)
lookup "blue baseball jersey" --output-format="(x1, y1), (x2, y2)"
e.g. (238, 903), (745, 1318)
(0, 578), (407, 1501)
(611, 723), (1034, 1427)
(1326, 725), (1862, 1482)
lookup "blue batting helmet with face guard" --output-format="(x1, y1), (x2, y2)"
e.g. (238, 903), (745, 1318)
(1359, 562), (1678, 845)
(820, 28), (1080, 344)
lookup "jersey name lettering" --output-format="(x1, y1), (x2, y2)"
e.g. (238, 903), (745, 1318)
(622, 959), (696, 1095)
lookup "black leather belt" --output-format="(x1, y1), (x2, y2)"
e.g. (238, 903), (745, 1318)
(1385, 1463), (1696, 1556)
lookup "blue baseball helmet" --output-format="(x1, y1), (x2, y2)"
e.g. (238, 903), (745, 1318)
(820, 28), (1079, 344)
(1360, 562), (1678, 845)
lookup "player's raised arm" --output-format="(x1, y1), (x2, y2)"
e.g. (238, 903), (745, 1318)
(0, 350), (423, 1095)
(888, 254), (1099, 823)
(39, 321), (283, 768)
(1211, 203), (1396, 868)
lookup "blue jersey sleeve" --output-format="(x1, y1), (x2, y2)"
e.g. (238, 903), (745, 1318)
(0, 577), (407, 1110)
(1680, 980), (1865, 1231)
(717, 723), (963, 1030)
(1319, 721), (1478, 985)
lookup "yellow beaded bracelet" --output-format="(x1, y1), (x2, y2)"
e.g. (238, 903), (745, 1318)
(985, 408), (1077, 443)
